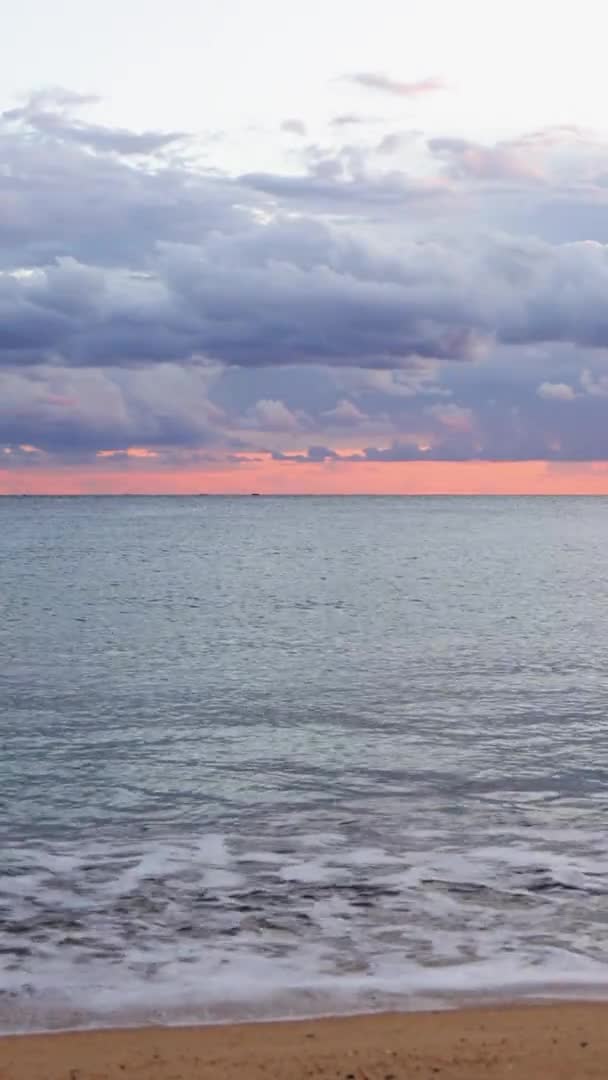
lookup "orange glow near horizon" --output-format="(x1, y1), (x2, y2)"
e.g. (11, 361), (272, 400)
(96, 447), (160, 459)
(3, 459), (608, 495)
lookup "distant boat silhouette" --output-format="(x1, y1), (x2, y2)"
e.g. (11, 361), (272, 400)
(251, 492), (261, 497)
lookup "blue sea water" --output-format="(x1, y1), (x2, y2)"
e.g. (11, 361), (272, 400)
(2, 495), (608, 1031)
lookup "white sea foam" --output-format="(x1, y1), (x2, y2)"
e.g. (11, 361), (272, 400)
(2, 828), (608, 1033)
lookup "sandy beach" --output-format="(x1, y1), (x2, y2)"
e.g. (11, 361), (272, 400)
(2, 1003), (607, 1080)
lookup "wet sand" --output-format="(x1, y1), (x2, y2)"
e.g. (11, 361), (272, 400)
(1, 1002), (607, 1079)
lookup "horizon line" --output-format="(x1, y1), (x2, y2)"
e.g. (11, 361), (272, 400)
(3, 492), (608, 499)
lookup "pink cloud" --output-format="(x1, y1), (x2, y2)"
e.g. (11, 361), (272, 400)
(346, 73), (446, 97)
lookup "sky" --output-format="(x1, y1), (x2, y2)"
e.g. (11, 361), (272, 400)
(3, 0), (608, 494)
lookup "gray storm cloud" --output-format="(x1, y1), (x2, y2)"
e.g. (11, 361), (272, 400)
(2, 91), (608, 462)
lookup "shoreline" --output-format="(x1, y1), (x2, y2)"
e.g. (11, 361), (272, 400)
(3, 984), (608, 1038)
(3, 980), (608, 1036)
(2, 1001), (608, 1079)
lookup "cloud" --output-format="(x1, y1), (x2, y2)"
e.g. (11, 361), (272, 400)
(0, 98), (249, 270)
(537, 381), (577, 400)
(272, 445), (339, 463)
(330, 113), (375, 128)
(0, 363), (223, 455)
(581, 368), (608, 397)
(5, 89), (608, 467)
(344, 73), (445, 97)
(335, 365), (445, 399)
(272, 439), (472, 463)
(6, 231), (608, 375)
(376, 131), (416, 155)
(238, 166), (448, 211)
(3, 88), (100, 115)
(426, 403), (474, 432)
(429, 136), (546, 183)
(97, 447), (159, 459)
(281, 118), (308, 137)
(3, 89), (184, 156)
(323, 399), (367, 425)
(251, 398), (302, 431)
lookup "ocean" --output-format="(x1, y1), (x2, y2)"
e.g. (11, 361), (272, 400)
(2, 495), (608, 1032)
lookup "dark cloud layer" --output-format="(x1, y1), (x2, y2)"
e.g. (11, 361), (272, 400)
(4, 229), (608, 371)
(2, 89), (608, 465)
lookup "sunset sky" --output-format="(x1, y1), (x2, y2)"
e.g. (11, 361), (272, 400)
(3, 0), (608, 494)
